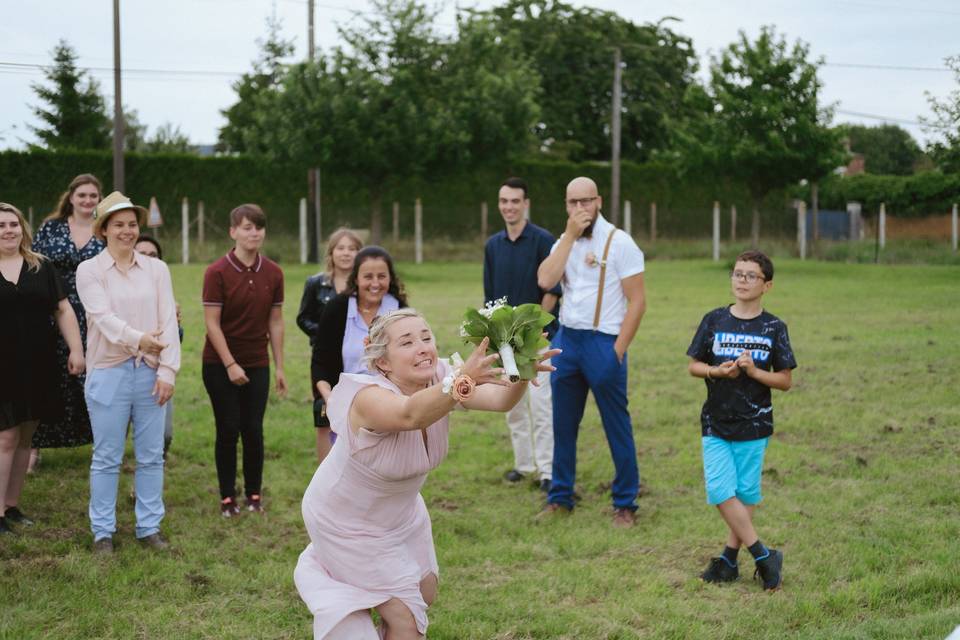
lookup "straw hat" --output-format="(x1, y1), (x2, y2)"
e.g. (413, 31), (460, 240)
(93, 191), (148, 237)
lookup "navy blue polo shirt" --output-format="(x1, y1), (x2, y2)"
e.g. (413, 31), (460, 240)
(483, 222), (561, 337)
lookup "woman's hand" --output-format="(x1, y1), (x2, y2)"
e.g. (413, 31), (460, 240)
(153, 379), (174, 406)
(139, 329), (167, 356)
(227, 362), (250, 385)
(528, 348), (561, 387)
(67, 349), (85, 375)
(275, 368), (288, 398)
(460, 337), (508, 386)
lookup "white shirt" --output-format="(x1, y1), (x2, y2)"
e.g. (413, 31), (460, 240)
(551, 213), (645, 335)
(76, 250), (181, 386)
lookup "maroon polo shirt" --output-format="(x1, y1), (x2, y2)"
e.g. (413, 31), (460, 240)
(202, 249), (284, 369)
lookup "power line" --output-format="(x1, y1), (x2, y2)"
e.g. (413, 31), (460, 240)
(824, 62), (951, 73)
(835, 108), (949, 130)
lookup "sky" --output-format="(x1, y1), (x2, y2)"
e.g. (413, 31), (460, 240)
(0, 0), (956, 149)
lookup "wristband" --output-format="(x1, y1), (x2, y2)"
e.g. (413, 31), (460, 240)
(224, 361), (236, 370)
(706, 366), (713, 380)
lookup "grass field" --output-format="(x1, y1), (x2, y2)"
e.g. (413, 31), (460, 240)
(2, 258), (958, 639)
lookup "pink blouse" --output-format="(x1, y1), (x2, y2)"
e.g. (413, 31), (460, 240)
(76, 250), (180, 385)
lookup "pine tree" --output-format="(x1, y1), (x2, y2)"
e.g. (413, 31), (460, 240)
(29, 39), (111, 151)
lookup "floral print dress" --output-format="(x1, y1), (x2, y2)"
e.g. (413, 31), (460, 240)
(31, 218), (105, 447)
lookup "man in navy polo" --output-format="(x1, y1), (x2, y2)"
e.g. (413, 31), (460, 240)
(483, 177), (560, 493)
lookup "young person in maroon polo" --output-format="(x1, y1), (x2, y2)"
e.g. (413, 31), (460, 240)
(202, 204), (287, 517)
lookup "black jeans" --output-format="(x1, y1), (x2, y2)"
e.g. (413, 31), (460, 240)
(202, 363), (270, 500)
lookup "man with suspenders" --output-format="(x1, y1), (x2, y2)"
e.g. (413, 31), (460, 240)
(536, 176), (647, 528)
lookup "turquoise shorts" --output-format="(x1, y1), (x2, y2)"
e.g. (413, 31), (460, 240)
(702, 436), (769, 505)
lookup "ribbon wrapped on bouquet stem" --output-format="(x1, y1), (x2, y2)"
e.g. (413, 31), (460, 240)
(458, 297), (554, 382)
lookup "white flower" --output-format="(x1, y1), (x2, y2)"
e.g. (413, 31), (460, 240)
(479, 296), (508, 318)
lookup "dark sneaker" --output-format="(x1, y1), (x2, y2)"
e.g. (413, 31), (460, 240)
(220, 497), (241, 518)
(0, 517), (15, 536)
(246, 494), (264, 514)
(535, 503), (572, 521)
(93, 537), (114, 555)
(701, 557), (739, 583)
(538, 478), (551, 493)
(3, 507), (34, 526)
(612, 508), (636, 529)
(754, 549), (783, 591)
(139, 533), (170, 550)
(503, 469), (524, 483)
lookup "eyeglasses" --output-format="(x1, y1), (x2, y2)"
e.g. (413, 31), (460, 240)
(730, 270), (765, 283)
(566, 197), (598, 208)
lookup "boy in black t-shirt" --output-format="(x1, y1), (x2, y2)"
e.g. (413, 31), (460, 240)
(686, 250), (797, 591)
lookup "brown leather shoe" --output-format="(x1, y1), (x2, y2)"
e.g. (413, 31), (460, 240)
(612, 508), (636, 529)
(93, 537), (114, 555)
(535, 503), (572, 521)
(138, 533), (170, 550)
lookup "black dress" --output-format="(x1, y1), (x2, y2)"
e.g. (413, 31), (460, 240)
(0, 259), (66, 429)
(30, 218), (105, 447)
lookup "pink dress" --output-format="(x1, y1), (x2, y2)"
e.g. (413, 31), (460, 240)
(295, 364), (451, 639)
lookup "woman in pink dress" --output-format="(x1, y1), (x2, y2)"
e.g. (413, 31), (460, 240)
(296, 308), (557, 639)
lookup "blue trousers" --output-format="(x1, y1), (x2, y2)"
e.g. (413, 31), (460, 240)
(85, 359), (166, 541)
(548, 326), (639, 510)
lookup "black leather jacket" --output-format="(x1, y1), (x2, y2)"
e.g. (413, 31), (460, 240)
(296, 272), (338, 346)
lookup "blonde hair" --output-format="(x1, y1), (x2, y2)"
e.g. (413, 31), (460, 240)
(363, 308), (430, 373)
(325, 227), (363, 275)
(0, 202), (45, 272)
(46, 173), (102, 221)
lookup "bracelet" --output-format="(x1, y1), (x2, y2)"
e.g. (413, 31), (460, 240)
(224, 361), (236, 369)
(706, 366), (713, 380)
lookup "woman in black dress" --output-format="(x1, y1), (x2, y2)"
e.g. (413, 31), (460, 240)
(0, 203), (84, 534)
(296, 228), (362, 462)
(31, 174), (104, 452)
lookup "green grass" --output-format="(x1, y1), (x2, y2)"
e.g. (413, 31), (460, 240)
(2, 259), (958, 639)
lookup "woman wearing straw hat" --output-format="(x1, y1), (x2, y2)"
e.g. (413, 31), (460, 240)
(76, 192), (181, 554)
(30, 174), (105, 459)
(0, 202), (84, 534)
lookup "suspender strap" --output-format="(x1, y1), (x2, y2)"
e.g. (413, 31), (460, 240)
(592, 230), (617, 329)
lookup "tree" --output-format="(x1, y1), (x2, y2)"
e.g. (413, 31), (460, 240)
(842, 123), (923, 175)
(673, 26), (842, 245)
(922, 55), (960, 173)
(117, 107), (148, 152)
(218, 15), (294, 154)
(484, 0), (697, 162)
(144, 123), (193, 153)
(248, 0), (540, 242)
(29, 40), (110, 151)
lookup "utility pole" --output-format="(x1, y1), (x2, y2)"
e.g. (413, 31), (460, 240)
(306, 0), (320, 261)
(609, 47), (622, 226)
(112, 0), (125, 192)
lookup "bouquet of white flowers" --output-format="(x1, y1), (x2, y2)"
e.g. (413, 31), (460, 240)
(459, 297), (553, 382)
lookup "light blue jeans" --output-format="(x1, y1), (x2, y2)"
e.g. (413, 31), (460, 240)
(86, 359), (166, 541)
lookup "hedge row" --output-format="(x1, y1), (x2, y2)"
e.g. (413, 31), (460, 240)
(0, 150), (796, 238)
(810, 172), (960, 217)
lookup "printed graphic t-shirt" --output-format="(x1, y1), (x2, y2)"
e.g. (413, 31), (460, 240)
(686, 306), (797, 441)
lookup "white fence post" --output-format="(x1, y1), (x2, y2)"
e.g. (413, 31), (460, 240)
(392, 201), (400, 244)
(649, 202), (657, 244)
(623, 200), (631, 236)
(197, 201), (205, 246)
(797, 201), (807, 260)
(879, 202), (886, 250)
(299, 198), (308, 264)
(181, 197), (189, 265)
(414, 198), (423, 265)
(846, 202), (862, 243)
(952, 203), (958, 252)
(712, 201), (720, 262)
